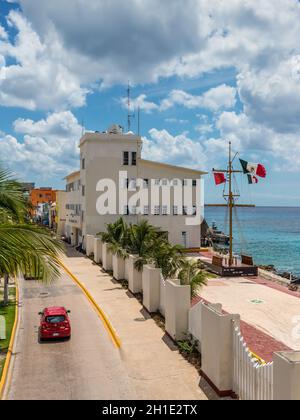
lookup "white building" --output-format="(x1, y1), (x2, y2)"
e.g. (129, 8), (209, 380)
(64, 125), (206, 249)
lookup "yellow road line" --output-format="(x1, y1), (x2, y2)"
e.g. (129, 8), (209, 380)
(250, 351), (266, 365)
(0, 281), (19, 400)
(59, 261), (121, 349)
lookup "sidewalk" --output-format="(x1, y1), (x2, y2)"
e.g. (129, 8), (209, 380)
(61, 247), (209, 400)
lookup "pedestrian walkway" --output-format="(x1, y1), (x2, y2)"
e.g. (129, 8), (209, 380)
(61, 246), (209, 400)
(198, 276), (300, 358)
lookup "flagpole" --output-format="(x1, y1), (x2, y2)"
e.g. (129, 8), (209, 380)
(229, 141), (234, 266)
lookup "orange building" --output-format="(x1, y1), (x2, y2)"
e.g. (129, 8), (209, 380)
(30, 188), (56, 207)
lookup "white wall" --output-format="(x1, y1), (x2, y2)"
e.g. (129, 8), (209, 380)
(201, 303), (240, 393)
(128, 255), (143, 294)
(142, 265), (161, 313)
(274, 352), (300, 400)
(188, 301), (222, 352)
(165, 280), (191, 341)
(102, 243), (113, 271)
(113, 254), (126, 281)
(94, 238), (102, 263)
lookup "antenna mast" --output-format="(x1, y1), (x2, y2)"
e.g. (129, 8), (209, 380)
(127, 82), (134, 132)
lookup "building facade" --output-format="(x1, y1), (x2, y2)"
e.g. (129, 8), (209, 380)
(64, 125), (206, 249)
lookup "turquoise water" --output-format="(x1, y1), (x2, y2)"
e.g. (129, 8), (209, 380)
(205, 207), (300, 275)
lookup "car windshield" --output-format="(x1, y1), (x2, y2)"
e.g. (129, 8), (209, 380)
(46, 315), (65, 324)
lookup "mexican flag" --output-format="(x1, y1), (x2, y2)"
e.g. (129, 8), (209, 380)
(247, 174), (258, 185)
(240, 159), (266, 178)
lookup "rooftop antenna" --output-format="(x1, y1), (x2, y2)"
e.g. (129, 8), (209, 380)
(137, 106), (141, 136)
(81, 118), (85, 137)
(127, 81), (135, 132)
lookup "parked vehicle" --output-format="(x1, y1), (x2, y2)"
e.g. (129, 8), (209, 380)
(39, 307), (71, 341)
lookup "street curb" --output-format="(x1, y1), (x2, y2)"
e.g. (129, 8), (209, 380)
(59, 261), (121, 349)
(0, 280), (19, 400)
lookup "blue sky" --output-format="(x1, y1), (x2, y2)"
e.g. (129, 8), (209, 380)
(1, 0), (300, 205)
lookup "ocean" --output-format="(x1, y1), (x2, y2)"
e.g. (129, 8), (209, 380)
(205, 206), (300, 276)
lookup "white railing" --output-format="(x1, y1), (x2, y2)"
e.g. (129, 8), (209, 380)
(233, 326), (273, 400)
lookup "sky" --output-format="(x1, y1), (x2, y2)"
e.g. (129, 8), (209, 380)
(1, 0), (300, 206)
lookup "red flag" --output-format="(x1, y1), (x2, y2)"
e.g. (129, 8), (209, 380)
(213, 172), (226, 185)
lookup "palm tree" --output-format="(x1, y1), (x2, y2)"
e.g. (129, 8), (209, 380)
(129, 220), (161, 271)
(151, 241), (184, 279)
(99, 218), (129, 246)
(178, 259), (207, 299)
(0, 167), (64, 306)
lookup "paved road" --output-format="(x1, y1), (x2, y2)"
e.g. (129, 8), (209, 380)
(6, 271), (136, 400)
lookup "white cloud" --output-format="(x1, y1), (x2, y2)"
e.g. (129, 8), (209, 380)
(120, 94), (158, 114)
(165, 118), (189, 124)
(0, 111), (83, 183)
(1, 0), (300, 174)
(160, 85), (237, 111)
(0, 11), (88, 110)
(143, 128), (207, 170)
(0, 25), (8, 40)
(205, 111), (300, 171)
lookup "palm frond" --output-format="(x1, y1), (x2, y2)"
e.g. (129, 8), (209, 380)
(0, 224), (64, 282)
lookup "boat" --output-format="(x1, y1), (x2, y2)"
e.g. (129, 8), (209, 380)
(207, 222), (230, 245)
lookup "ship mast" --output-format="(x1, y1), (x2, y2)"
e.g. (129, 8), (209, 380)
(213, 142), (243, 267)
(228, 142), (234, 266)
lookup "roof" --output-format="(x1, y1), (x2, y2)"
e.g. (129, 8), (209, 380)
(44, 307), (67, 316)
(64, 170), (80, 180)
(140, 159), (207, 175)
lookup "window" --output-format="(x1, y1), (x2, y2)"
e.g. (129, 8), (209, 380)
(183, 179), (188, 186)
(46, 316), (65, 324)
(162, 179), (168, 186)
(182, 232), (187, 248)
(154, 179), (160, 186)
(131, 152), (137, 166)
(172, 180), (179, 187)
(130, 206), (137, 215)
(123, 151), (129, 166)
(192, 180), (197, 187)
(82, 158), (85, 170)
(129, 178), (136, 190)
(143, 179), (149, 188)
(162, 206), (168, 216)
(154, 206), (160, 216)
(82, 185), (85, 197)
(173, 206), (178, 215)
(143, 206), (149, 215)
(123, 178), (129, 189)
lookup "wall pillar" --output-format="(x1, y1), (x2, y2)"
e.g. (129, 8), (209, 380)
(165, 280), (190, 341)
(102, 243), (113, 271)
(142, 265), (162, 313)
(86, 235), (95, 257)
(274, 352), (300, 400)
(201, 304), (240, 397)
(128, 255), (142, 294)
(94, 238), (102, 263)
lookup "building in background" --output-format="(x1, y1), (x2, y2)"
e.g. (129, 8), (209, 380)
(30, 187), (56, 223)
(21, 182), (35, 200)
(64, 125), (206, 249)
(54, 190), (68, 237)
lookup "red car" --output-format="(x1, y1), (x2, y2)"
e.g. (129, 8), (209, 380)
(39, 307), (71, 341)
